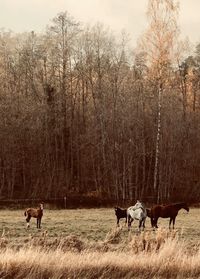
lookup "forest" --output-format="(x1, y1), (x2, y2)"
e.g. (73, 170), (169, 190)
(0, 1), (199, 203)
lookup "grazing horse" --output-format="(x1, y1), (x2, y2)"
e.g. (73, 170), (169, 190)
(24, 203), (44, 229)
(151, 202), (189, 229)
(127, 201), (147, 231)
(114, 207), (127, 226)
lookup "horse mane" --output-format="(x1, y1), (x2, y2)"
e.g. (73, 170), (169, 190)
(158, 202), (186, 207)
(114, 206), (126, 211)
(171, 202), (187, 208)
(135, 200), (145, 208)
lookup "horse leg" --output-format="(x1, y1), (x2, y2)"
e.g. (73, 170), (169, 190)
(26, 215), (31, 229)
(37, 218), (42, 229)
(128, 216), (133, 231)
(154, 218), (158, 228)
(139, 219), (145, 232)
(139, 219), (143, 232)
(37, 218), (41, 229)
(151, 217), (154, 228)
(172, 217), (176, 229)
(128, 216), (130, 230)
(139, 218), (145, 231)
(117, 218), (119, 227)
(139, 220), (141, 231)
(169, 218), (172, 229)
(143, 218), (146, 230)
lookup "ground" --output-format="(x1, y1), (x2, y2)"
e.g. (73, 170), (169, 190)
(0, 208), (200, 278)
(0, 207), (198, 245)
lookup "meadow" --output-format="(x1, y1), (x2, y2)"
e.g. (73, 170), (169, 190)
(0, 207), (200, 278)
(0, 207), (199, 243)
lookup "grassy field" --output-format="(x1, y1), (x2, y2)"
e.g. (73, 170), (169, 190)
(0, 207), (200, 278)
(0, 207), (198, 244)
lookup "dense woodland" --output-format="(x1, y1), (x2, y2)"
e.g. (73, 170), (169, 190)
(0, 0), (200, 203)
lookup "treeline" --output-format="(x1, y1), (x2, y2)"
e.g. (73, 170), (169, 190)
(0, 10), (199, 202)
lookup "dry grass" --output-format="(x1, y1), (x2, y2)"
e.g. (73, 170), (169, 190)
(0, 208), (199, 278)
(0, 229), (199, 278)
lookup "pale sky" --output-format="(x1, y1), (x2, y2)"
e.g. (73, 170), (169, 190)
(0, 0), (199, 46)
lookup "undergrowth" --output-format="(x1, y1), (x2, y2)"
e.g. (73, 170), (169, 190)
(0, 227), (199, 278)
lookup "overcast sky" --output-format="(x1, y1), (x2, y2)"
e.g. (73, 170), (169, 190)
(0, 0), (199, 46)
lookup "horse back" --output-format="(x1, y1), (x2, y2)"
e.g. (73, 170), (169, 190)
(128, 207), (146, 220)
(115, 207), (127, 218)
(26, 208), (43, 218)
(151, 204), (178, 218)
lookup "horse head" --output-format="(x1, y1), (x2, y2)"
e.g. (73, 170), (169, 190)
(183, 203), (189, 212)
(114, 206), (120, 213)
(134, 200), (145, 210)
(40, 203), (44, 210)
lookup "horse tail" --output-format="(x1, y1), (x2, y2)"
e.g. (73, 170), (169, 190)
(24, 210), (27, 217)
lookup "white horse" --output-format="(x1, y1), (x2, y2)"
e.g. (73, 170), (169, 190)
(127, 200), (147, 231)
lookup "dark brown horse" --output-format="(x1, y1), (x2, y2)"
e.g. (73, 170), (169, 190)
(24, 203), (44, 229)
(114, 207), (127, 226)
(151, 202), (189, 229)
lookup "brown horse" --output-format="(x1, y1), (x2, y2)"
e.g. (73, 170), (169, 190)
(24, 203), (44, 229)
(151, 202), (189, 229)
(114, 207), (127, 226)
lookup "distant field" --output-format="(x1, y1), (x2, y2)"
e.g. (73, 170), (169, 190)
(0, 207), (198, 245)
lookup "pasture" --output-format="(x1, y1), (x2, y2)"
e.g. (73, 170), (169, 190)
(0, 207), (200, 278)
(0, 207), (198, 244)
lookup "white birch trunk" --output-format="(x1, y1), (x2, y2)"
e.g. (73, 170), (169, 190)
(153, 84), (162, 202)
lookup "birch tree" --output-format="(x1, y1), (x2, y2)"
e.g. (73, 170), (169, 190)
(140, 0), (179, 202)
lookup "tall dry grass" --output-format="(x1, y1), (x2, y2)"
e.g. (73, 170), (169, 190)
(0, 228), (200, 278)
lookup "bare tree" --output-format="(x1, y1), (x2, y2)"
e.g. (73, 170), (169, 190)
(140, 0), (179, 202)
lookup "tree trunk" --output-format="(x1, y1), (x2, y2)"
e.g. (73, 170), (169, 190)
(153, 84), (162, 203)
